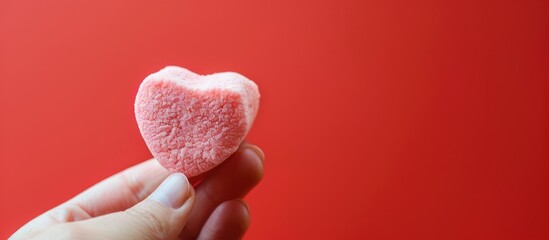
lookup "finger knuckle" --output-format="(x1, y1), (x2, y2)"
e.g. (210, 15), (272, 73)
(126, 208), (168, 240)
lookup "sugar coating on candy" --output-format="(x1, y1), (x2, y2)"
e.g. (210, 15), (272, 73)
(135, 66), (260, 177)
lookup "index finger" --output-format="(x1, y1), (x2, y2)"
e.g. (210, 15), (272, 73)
(67, 159), (171, 218)
(11, 159), (170, 238)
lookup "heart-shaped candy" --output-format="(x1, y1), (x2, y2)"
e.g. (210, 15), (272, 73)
(135, 66), (260, 177)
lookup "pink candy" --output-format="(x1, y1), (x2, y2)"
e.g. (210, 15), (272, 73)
(135, 66), (260, 177)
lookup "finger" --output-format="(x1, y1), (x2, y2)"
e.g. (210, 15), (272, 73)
(9, 159), (170, 239)
(180, 144), (264, 239)
(197, 199), (250, 240)
(75, 173), (195, 240)
(67, 159), (170, 218)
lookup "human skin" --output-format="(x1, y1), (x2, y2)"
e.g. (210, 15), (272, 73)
(10, 142), (264, 240)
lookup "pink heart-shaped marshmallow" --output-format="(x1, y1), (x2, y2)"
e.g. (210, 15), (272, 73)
(135, 66), (260, 177)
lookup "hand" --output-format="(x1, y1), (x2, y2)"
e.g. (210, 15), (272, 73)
(10, 143), (264, 240)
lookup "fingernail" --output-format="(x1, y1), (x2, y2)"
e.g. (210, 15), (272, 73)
(246, 145), (265, 162)
(240, 199), (250, 214)
(149, 173), (191, 208)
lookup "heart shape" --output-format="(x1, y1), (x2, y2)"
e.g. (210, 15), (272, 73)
(134, 66), (260, 177)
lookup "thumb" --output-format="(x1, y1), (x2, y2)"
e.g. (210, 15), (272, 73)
(76, 173), (195, 240)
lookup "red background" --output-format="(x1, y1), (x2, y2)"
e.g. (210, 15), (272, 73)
(1, 0), (548, 239)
